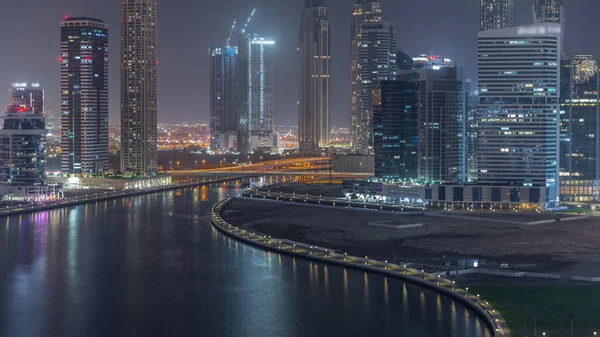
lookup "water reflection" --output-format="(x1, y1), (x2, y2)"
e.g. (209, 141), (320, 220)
(0, 187), (492, 337)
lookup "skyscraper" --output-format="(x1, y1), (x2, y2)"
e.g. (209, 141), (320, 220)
(357, 21), (397, 154)
(480, 0), (515, 31)
(9, 83), (44, 116)
(298, 0), (331, 155)
(238, 33), (275, 153)
(350, 0), (382, 148)
(209, 46), (239, 152)
(417, 67), (466, 183)
(478, 23), (562, 208)
(0, 105), (58, 202)
(121, 0), (158, 175)
(534, 0), (563, 25)
(560, 55), (600, 202)
(373, 78), (419, 180)
(60, 17), (109, 175)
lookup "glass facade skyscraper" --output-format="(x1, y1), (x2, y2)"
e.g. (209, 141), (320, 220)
(534, 0), (563, 24)
(60, 17), (109, 175)
(560, 55), (600, 202)
(480, 0), (515, 31)
(350, 0), (382, 148)
(417, 67), (466, 183)
(298, 0), (331, 155)
(0, 106), (46, 186)
(121, 0), (158, 175)
(209, 46), (239, 152)
(357, 21), (397, 154)
(477, 24), (562, 208)
(9, 83), (44, 116)
(373, 78), (419, 180)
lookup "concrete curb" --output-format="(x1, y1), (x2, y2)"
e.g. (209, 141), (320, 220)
(212, 198), (511, 337)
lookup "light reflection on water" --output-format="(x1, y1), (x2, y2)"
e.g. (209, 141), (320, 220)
(0, 187), (492, 337)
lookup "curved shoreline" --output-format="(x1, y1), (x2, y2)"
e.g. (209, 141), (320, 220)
(212, 198), (511, 337)
(0, 176), (243, 218)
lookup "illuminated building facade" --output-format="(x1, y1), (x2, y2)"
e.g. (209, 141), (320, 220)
(9, 83), (44, 116)
(60, 17), (109, 175)
(417, 67), (466, 183)
(298, 0), (331, 155)
(477, 24), (562, 209)
(0, 106), (58, 202)
(209, 46), (239, 152)
(560, 55), (600, 202)
(238, 33), (275, 153)
(480, 0), (515, 31)
(357, 21), (397, 154)
(534, 0), (563, 25)
(350, 0), (382, 148)
(121, 0), (158, 175)
(373, 78), (419, 180)
(412, 54), (454, 70)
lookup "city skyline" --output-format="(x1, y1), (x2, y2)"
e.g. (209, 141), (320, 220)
(3, 0), (594, 126)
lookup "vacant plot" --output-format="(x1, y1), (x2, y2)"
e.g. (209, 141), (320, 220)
(222, 198), (600, 275)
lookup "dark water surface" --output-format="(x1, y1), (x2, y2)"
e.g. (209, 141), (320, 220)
(0, 187), (492, 337)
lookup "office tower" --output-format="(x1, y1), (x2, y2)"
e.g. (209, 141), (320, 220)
(560, 55), (600, 202)
(121, 0), (158, 175)
(0, 106), (57, 201)
(238, 33), (275, 153)
(478, 23), (562, 208)
(350, 0), (382, 147)
(480, 0), (515, 31)
(373, 78), (419, 180)
(534, 0), (563, 24)
(298, 0), (331, 155)
(9, 83), (44, 116)
(417, 67), (466, 183)
(60, 17), (109, 175)
(466, 80), (478, 182)
(357, 21), (397, 154)
(209, 46), (239, 152)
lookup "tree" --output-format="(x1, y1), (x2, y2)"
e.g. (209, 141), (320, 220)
(566, 311), (576, 337)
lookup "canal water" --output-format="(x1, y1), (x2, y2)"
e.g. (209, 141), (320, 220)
(0, 186), (491, 337)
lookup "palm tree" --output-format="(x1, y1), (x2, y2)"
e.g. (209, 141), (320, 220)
(566, 311), (576, 337)
(532, 313), (539, 337)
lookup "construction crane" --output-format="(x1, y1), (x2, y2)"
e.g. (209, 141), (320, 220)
(240, 8), (256, 34)
(225, 19), (236, 47)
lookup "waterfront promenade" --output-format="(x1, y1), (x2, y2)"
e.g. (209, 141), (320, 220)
(211, 198), (510, 337)
(0, 176), (242, 218)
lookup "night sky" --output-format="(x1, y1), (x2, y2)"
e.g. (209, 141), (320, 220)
(0, 0), (594, 125)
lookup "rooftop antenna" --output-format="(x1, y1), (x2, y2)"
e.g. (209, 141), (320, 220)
(241, 8), (257, 34)
(226, 19), (237, 47)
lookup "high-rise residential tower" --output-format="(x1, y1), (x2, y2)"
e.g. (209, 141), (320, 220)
(121, 0), (158, 175)
(209, 46), (239, 152)
(478, 23), (562, 208)
(350, 0), (382, 148)
(60, 17), (109, 175)
(480, 0), (515, 31)
(238, 33), (275, 153)
(534, 0), (564, 25)
(298, 0), (331, 155)
(357, 21), (397, 154)
(560, 55), (600, 202)
(9, 83), (44, 116)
